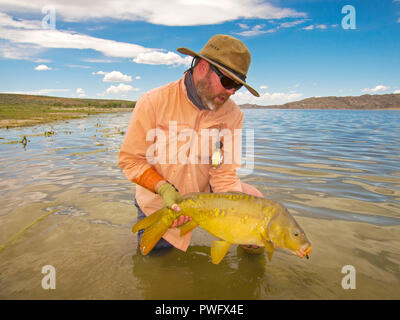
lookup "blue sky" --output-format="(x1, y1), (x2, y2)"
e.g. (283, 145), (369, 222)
(0, 0), (399, 105)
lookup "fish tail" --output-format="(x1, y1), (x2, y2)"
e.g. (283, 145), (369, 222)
(132, 208), (164, 233)
(132, 208), (176, 255)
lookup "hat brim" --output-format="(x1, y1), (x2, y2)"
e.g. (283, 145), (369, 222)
(177, 47), (260, 97)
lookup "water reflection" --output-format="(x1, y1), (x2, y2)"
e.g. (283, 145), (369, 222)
(131, 246), (268, 300)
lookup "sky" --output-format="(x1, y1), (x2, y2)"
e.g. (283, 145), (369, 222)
(0, 0), (399, 106)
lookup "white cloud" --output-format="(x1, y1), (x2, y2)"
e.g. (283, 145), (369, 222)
(66, 64), (91, 69)
(234, 24), (276, 37)
(92, 70), (134, 82)
(34, 64), (51, 71)
(278, 19), (307, 28)
(235, 18), (307, 36)
(0, 12), (191, 67)
(84, 58), (115, 63)
(106, 83), (138, 95)
(76, 88), (85, 97)
(34, 58), (51, 63)
(92, 70), (107, 75)
(135, 76), (141, 80)
(0, 11), (40, 29)
(133, 51), (191, 66)
(0, 7), (305, 66)
(238, 23), (250, 29)
(362, 85), (390, 93)
(103, 71), (132, 82)
(259, 85), (268, 89)
(0, 24), (151, 58)
(0, 40), (47, 61)
(393, 89), (400, 94)
(0, 1), (306, 26)
(6, 88), (70, 95)
(232, 90), (303, 105)
(303, 24), (329, 30)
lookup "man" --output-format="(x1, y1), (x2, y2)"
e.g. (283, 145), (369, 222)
(119, 34), (263, 252)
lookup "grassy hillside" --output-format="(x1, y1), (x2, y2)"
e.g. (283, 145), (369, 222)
(0, 93), (135, 128)
(240, 93), (400, 109)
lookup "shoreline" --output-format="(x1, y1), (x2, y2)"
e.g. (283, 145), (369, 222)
(0, 93), (135, 129)
(240, 107), (400, 110)
(0, 107), (132, 129)
(2, 107), (400, 129)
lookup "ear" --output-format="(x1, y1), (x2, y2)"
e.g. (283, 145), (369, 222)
(197, 59), (209, 74)
(192, 59), (210, 85)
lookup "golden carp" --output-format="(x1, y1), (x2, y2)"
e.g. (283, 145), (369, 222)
(132, 192), (312, 264)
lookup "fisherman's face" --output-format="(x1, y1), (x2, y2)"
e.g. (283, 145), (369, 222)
(195, 62), (238, 111)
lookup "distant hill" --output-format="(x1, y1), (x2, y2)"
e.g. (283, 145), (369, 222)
(0, 93), (136, 108)
(240, 93), (400, 109)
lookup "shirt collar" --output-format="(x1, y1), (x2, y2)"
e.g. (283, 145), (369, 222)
(184, 69), (206, 111)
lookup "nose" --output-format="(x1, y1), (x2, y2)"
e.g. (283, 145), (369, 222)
(225, 87), (236, 95)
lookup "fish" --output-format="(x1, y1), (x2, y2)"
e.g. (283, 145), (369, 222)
(132, 192), (312, 264)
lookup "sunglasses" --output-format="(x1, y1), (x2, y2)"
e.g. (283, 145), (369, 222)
(209, 63), (243, 91)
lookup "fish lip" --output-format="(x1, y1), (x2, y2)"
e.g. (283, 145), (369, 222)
(296, 245), (312, 258)
(295, 250), (305, 258)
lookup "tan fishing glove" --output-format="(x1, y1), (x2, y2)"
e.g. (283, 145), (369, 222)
(157, 182), (182, 209)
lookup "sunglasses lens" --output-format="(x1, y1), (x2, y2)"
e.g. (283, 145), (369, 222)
(211, 64), (243, 91)
(221, 77), (243, 90)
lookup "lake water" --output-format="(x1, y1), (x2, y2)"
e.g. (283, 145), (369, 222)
(0, 109), (399, 299)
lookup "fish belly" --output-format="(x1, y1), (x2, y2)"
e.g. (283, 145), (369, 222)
(201, 216), (262, 245)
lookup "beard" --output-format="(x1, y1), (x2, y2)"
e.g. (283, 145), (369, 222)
(195, 71), (229, 111)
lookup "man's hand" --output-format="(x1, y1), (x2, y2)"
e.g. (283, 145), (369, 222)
(157, 182), (182, 211)
(156, 182), (192, 227)
(170, 215), (192, 228)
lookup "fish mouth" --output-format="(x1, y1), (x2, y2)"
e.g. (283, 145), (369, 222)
(296, 244), (312, 259)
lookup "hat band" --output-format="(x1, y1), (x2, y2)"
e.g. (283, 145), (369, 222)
(203, 56), (247, 82)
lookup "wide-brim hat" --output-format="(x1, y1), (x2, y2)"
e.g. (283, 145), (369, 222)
(177, 34), (260, 97)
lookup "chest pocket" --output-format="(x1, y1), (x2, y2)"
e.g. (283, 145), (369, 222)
(197, 123), (231, 166)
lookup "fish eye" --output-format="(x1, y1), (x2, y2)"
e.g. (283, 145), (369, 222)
(294, 230), (299, 237)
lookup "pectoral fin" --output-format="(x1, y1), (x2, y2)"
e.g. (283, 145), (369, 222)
(211, 241), (231, 264)
(179, 220), (199, 236)
(260, 235), (275, 261)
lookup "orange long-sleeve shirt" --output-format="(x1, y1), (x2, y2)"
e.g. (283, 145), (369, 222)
(118, 75), (244, 251)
